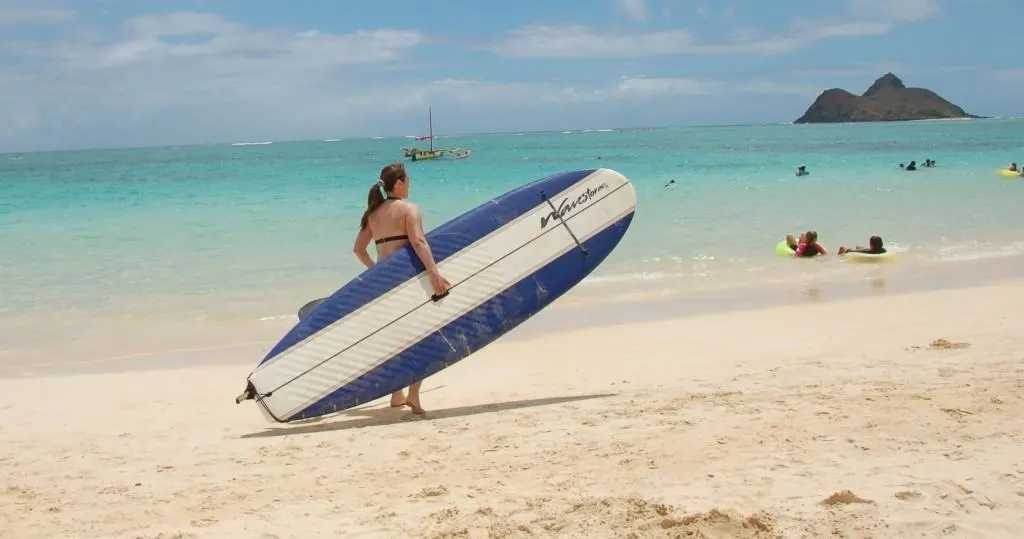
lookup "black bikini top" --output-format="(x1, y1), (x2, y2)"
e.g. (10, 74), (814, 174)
(374, 196), (408, 245)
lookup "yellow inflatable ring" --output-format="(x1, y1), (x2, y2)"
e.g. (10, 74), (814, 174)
(775, 240), (795, 257)
(840, 250), (896, 264)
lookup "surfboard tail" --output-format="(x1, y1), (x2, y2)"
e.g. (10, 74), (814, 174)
(234, 380), (256, 404)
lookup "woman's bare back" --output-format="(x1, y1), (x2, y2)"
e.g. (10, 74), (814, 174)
(366, 199), (413, 259)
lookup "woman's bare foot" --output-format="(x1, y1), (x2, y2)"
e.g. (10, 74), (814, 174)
(405, 381), (425, 414)
(405, 396), (426, 415)
(389, 390), (406, 408)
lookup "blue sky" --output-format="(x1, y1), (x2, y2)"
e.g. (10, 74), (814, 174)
(1, 0), (1020, 151)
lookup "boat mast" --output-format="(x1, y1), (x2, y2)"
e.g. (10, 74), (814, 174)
(428, 107), (434, 152)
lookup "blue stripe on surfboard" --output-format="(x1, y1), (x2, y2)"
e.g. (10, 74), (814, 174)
(280, 210), (635, 421)
(259, 168), (599, 365)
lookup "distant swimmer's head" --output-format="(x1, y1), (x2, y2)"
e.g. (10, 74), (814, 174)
(798, 165), (806, 171)
(804, 230), (818, 244)
(869, 235), (884, 251)
(360, 162), (409, 229)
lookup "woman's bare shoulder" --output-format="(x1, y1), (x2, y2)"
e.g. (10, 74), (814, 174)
(397, 199), (420, 215)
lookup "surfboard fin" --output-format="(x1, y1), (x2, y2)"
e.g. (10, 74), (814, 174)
(540, 190), (588, 256)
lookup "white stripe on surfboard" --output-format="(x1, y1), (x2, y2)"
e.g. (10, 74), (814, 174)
(250, 169), (636, 420)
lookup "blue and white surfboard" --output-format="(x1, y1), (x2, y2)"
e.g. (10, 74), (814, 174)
(236, 168), (637, 422)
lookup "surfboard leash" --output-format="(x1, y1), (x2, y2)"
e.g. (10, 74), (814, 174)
(540, 190), (589, 256)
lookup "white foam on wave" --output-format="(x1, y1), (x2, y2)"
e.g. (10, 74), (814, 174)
(581, 271), (684, 285)
(231, 141), (273, 146)
(929, 241), (1024, 262)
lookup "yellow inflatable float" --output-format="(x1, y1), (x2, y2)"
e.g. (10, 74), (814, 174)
(775, 240), (795, 257)
(997, 168), (1021, 178)
(839, 250), (897, 264)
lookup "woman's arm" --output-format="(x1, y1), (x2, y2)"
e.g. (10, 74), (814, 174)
(404, 204), (440, 275)
(352, 226), (375, 269)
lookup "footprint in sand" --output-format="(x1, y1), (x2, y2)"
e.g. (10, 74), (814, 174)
(895, 490), (923, 501)
(820, 490), (875, 506)
(414, 485), (449, 498)
(910, 338), (971, 351)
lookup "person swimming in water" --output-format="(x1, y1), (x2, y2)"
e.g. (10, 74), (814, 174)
(1010, 162), (1019, 172)
(838, 235), (886, 255)
(795, 165), (808, 176)
(784, 230), (827, 257)
(352, 162), (451, 414)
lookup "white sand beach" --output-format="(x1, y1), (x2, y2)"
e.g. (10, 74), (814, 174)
(2, 280), (1024, 538)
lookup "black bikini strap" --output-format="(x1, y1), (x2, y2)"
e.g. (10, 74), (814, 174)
(374, 234), (409, 245)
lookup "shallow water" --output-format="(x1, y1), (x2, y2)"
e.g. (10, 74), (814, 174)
(2, 118), (1023, 358)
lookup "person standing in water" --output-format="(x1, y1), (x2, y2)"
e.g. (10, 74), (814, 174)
(352, 162), (451, 414)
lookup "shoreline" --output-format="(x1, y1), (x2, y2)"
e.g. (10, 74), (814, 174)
(2, 275), (1022, 537)
(3, 252), (1024, 380)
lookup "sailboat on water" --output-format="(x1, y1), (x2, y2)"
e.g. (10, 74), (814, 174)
(402, 107), (471, 162)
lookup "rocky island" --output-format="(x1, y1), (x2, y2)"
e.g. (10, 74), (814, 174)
(793, 73), (979, 124)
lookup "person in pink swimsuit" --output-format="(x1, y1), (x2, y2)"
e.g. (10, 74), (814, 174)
(784, 230), (827, 257)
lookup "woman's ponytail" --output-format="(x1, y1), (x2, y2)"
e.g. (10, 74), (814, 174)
(360, 182), (386, 230)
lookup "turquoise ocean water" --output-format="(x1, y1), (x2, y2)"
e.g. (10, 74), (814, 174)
(2, 118), (1023, 364)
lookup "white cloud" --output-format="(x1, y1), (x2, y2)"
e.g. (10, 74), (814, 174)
(424, 76), (817, 106)
(30, 11), (427, 70)
(0, 10), (822, 151)
(486, 0), (938, 59)
(615, 0), (651, 22)
(610, 77), (817, 99)
(485, 20), (893, 58)
(993, 69), (1024, 83)
(0, 11), (433, 149)
(847, 0), (941, 23)
(0, 7), (74, 25)
(488, 24), (700, 58)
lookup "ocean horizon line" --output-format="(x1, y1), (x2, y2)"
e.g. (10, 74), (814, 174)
(6, 116), (1013, 157)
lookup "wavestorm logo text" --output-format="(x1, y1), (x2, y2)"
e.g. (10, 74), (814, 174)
(540, 182), (609, 229)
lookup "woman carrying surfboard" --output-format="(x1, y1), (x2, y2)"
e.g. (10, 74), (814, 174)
(352, 162), (450, 414)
